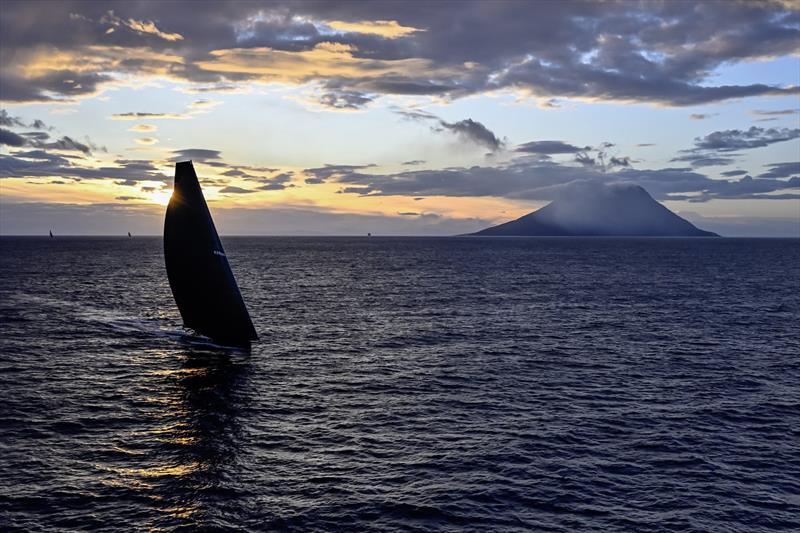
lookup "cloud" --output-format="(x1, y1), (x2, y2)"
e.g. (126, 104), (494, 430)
(257, 183), (287, 191)
(0, 128), (27, 147)
(212, 163), (283, 183)
(95, 10), (183, 42)
(691, 126), (800, 152)
(189, 99), (222, 109)
(326, 19), (423, 39)
(0, 110), (26, 128)
(255, 171), (295, 191)
(169, 148), (222, 161)
(0, 151), (167, 183)
(609, 156), (631, 168)
(438, 118), (504, 152)
(0, 66), (114, 103)
(40, 136), (93, 154)
(751, 108), (800, 122)
(135, 137), (157, 145)
(395, 109), (438, 121)
(195, 41), (440, 87)
(567, 144), (630, 171)
(115, 195), (146, 201)
(180, 84), (240, 94)
(317, 90), (373, 110)
(750, 109), (799, 117)
(672, 126), (800, 168)
(128, 124), (157, 132)
(690, 113), (717, 120)
(301, 153), (799, 203)
(654, 175), (800, 201)
(22, 132), (50, 141)
(574, 152), (596, 167)
(354, 78), (455, 96)
(758, 162), (800, 179)
(111, 112), (187, 120)
(721, 170), (749, 177)
(1, 110), (52, 131)
(303, 163), (376, 184)
(4, 2), (796, 105)
(219, 185), (255, 194)
(120, 19), (182, 42)
(0, 125), (95, 154)
(402, 160), (425, 166)
(515, 140), (586, 154)
(395, 108), (504, 152)
(671, 154), (737, 168)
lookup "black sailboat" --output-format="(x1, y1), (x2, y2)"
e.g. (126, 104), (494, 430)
(164, 161), (257, 347)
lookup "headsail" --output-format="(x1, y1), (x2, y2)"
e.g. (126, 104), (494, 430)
(164, 161), (257, 347)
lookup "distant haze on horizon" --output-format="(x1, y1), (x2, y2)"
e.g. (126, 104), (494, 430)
(1, 0), (798, 237)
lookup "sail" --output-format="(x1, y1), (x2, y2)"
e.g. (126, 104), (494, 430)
(164, 161), (257, 347)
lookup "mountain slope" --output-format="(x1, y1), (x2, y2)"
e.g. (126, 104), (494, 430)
(471, 182), (719, 237)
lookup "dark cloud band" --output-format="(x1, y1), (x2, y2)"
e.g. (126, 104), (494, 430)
(2, 2), (797, 106)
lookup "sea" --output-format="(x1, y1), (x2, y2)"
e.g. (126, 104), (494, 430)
(1, 236), (798, 532)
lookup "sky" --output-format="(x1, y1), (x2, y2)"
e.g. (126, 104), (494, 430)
(0, 0), (798, 236)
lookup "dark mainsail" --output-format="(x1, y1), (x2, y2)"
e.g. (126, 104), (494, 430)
(164, 161), (257, 347)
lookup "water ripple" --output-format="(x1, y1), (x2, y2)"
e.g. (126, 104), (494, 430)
(1, 236), (799, 531)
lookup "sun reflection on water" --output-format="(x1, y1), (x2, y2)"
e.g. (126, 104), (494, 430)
(100, 348), (250, 528)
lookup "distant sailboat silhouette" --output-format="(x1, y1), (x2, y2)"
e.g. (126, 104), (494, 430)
(164, 161), (258, 347)
(128, 232), (131, 238)
(49, 230), (53, 238)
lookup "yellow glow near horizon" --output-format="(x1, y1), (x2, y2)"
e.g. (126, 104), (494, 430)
(148, 189), (173, 206)
(0, 170), (536, 223)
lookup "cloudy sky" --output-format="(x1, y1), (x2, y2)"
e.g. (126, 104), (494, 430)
(1, 0), (798, 236)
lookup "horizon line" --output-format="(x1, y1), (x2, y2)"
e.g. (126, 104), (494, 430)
(3, 234), (799, 239)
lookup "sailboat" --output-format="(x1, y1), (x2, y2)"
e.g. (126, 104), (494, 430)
(128, 232), (131, 238)
(164, 161), (258, 348)
(49, 230), (53, 238)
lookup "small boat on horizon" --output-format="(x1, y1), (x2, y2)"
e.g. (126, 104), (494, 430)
(49, 230), (53, 238)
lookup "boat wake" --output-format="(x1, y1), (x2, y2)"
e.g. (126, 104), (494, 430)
(3, 292), (248, 352)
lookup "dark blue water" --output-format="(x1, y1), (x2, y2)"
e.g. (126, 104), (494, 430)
(1, 237), (799, 532)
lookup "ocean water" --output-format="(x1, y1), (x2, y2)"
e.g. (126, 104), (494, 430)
(1, 236), (798, 532)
